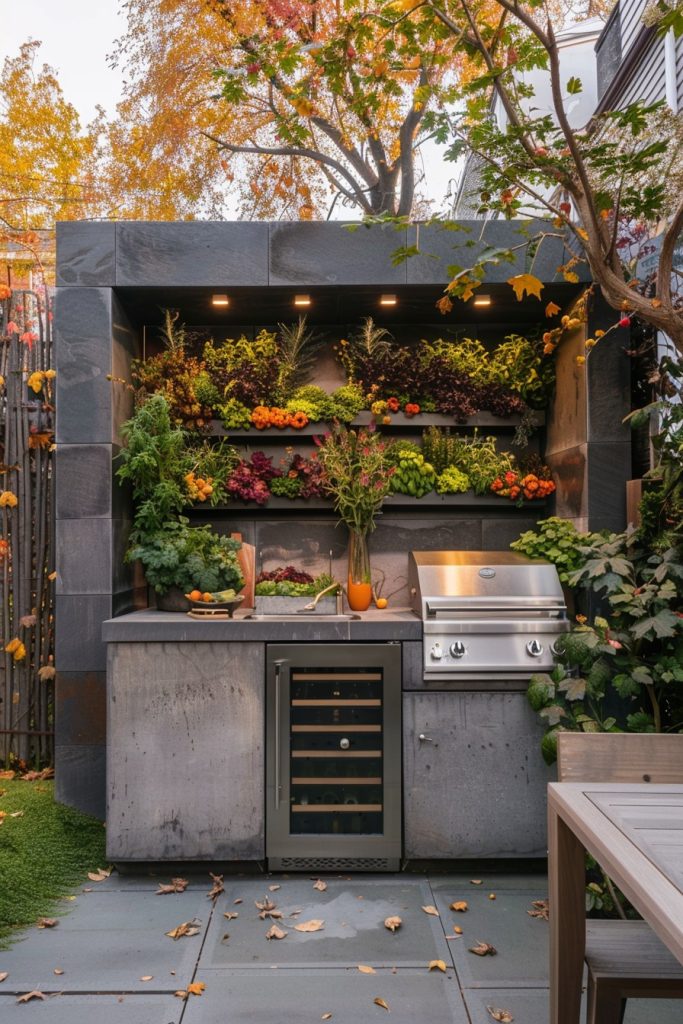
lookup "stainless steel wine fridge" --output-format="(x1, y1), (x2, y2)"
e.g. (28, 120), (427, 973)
(266, 644), (402, 871)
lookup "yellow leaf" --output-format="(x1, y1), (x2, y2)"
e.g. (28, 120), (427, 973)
(486, 1008), (514, 1022)
(507, 274), (544, 302)
(384, 915), (402, 932)
(576, 228), (588, 241)
(563, 271), (580, 284)
(358, 965), (376, 974)
(544, 302), (561, 318)
(453, 925), (463, 934)
(374, 997), (390, 1011)
(421, 905), (439, 916)
(651, 297), (662, 308)
(450, 901), (468, 912)
(187, 982), (206, 995)
(488, 894), (496, 900)
(87, 866), (113, 882)
(294, 919), (324, 933)
(428, 959), (447, 972)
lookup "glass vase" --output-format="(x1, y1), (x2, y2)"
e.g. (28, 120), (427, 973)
(347, 528), (372, 612)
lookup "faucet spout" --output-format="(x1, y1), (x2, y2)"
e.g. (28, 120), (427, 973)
(300, 581), (343, 613)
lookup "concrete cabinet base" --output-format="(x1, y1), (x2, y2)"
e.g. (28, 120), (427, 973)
(107, 642), (265, 860)
(403, 691), (553, 858)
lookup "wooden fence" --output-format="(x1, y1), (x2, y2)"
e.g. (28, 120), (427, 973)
(0, 290), (54, 766)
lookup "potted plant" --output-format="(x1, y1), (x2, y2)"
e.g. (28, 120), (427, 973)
(127, 518), (244, 611)
(254, 568), (338, 614)
(316, 425), (395, 611)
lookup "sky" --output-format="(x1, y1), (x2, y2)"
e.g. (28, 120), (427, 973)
(4, 0), (125, 122)
(2, 0), (455, 216)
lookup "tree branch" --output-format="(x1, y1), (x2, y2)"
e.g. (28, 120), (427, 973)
(658, 197), (683, 309)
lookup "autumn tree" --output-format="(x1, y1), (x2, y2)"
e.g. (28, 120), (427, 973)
(0, 41), (96, 281)
(104, 0), (470, 219)
(396, 0), (683, 356)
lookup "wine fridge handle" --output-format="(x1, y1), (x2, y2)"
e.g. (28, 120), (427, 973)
(273, 660), (285, 810)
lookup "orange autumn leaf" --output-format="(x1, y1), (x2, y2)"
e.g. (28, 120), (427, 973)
(187, 982), (206, 995)
(545, 302), (561, 318)
(507, 274), (544, 301)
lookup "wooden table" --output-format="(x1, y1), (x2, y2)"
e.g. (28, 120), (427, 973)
(548, 782), (683, 1024)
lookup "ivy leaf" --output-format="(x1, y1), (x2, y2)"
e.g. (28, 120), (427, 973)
(507, 274), (544, 301)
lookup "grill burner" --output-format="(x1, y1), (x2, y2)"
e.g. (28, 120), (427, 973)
(409, 551), (570, 687)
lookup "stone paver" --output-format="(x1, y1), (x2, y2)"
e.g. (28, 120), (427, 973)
(1, 871), (681, 1023)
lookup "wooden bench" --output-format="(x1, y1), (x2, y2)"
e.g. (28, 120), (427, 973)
(557, 733), (683, 1024)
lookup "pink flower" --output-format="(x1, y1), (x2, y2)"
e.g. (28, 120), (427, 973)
(360, 473), (370, 487)
(607, 639), (623, 649)
(20, 331), (37, 349)
(6, 321), (19, 334)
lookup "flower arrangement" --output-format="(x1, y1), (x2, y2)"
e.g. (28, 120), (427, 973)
(226, 452), (279, 505)
(316, 425), (395, 533)
(251, 405), (309, 429)
(490, 470), (555, 502)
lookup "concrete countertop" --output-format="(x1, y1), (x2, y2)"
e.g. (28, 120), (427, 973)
(102, 607), (422, 643)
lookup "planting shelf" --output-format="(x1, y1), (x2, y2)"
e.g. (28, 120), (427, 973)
(205, 410), (545, 441)
(184, 493), (549, 515)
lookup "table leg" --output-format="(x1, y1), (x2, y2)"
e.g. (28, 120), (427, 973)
(549, 801), (586, 1024)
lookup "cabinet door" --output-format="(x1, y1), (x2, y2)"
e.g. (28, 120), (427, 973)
(267, 644), (401, 868)
(403, 691), (553, 859)
(107, 641), (265, 860)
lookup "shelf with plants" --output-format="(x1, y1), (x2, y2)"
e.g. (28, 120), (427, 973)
(184, 492), (549, 514)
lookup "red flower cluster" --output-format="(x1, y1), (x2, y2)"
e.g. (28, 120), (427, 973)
(491, 472), (555, 502)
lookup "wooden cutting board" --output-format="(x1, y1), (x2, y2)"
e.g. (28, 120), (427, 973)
(232, 533), (255, 608)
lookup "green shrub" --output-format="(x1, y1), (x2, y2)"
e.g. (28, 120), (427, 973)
(127, 518), (243, 594)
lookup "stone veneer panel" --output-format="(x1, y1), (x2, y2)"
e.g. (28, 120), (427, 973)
(269, 222), (407, 285)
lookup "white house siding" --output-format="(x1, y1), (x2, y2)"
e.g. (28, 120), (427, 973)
(620, 34), (667, 106)
(620, 0), (648, 58)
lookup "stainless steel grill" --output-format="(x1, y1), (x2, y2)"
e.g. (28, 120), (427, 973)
(409, 551), (570, 686)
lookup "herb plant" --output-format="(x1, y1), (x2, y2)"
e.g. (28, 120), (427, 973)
(127, 518), (244, 595)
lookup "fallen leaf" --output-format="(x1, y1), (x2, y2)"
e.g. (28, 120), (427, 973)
(488, 894), (496, 901)
(313, 879), (327, 892)
(37, 917), (58, 929)
(233, 898), (243, 905)
(428, 960), (447, 972)
(187, 981), (206, 995)
(10, 811), (24, 818)
(221, 933), (230, 943)
(322, 1015), (332, 1021)
(140, 975), (154, 982)
(545, 301), (561, 318)
(207, 873), (224, 902)
(156, 877), (188, 895)
(453, 926), (463, 935)
(470, 880), (482, 886)
(259, 909), (283, 920)
(38, 664), (56, 682)
(20, 614), (37, 628)
(174, 990), (188, 1000)
(384, 916), (402, 933)
(0, 972), (8, 982)
(255, 896), (277, 912)
(469, 941), (497, 957)
(487, 1007), (514, 1022)
(507, 273), (544, 301)
(421, 905), (439, 917)
(165, 919), (201, 940)
(374, 997), (390, 1011)
(0, 770), (15, 779)
(266, 924), (288, 940)
(53, 968), (64, 975)
(87, 866), (113, 882)
(269, 884), (281, 891)
(358, 965), (376, 974)
(295, 919), (324, 933)
(450, 901), (468, 912)
(22, 767), (54, 781)
(223, 912), (239, 921)
(528, 899), (549, 921)
(47, 571), (57, 581)
(16, 991), (45, 1004)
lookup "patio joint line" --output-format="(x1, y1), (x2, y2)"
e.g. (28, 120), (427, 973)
(176, 886), (218, 1022)
(427, 876), (473, 1024)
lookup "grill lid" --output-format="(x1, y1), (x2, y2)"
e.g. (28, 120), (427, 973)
(409, 551), (566, 620)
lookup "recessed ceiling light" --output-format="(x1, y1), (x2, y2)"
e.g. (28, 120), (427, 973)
(211, 294), (230, 307)
(380, 294), (397, 306)
(294, 294), (311, 307)
(473, 294), (491, 307)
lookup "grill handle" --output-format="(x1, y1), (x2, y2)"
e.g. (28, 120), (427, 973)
(425, 596), (567, 617)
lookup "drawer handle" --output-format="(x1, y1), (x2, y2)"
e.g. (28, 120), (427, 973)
(418, 733), (433, 743)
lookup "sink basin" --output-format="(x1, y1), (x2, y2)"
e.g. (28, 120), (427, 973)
(243, 613), (361, 622)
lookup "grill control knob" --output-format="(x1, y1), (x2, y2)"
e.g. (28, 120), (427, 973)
(430, 643), (444, 660)
(450, 641), (466, 658)
(526, 639), (544, 657)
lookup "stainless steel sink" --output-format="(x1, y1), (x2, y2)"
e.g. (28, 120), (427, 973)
(244, 613), (361, 622)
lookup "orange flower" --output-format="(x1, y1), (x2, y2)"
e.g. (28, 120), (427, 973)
(289, 411), (309, 429)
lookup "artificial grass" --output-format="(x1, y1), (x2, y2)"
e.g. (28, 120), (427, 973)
(0, 779), (106, 946)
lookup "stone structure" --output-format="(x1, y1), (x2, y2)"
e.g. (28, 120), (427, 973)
(55, 220), (631, 824)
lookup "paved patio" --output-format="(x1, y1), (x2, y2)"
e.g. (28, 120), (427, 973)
(0, 871), (679, 1022)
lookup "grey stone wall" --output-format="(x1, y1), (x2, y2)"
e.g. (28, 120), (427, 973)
(545, 295), (631, 532)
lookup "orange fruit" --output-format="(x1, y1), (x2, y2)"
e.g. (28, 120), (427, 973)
(189, 590), (202, 602)
(376, 597), (388, 609)
(202, 592), (214, 602)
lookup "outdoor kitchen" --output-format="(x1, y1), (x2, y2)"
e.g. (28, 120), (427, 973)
(54, 220), (633, 867)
